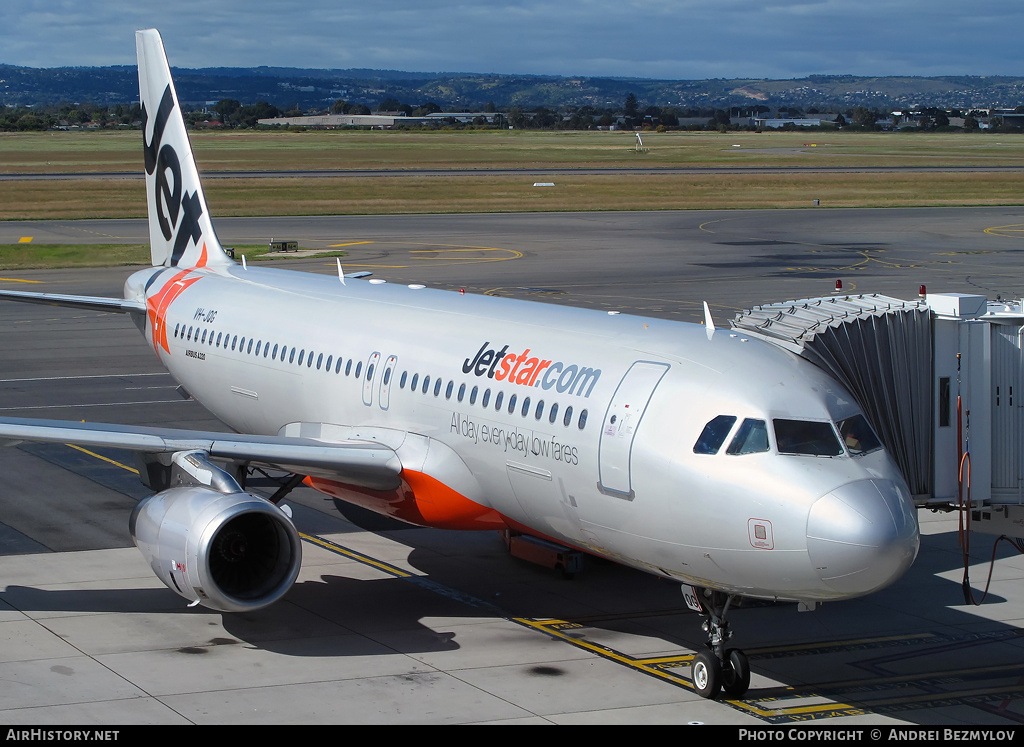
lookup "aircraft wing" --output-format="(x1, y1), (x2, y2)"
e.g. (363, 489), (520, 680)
(0, 290), (146, 315)
(0, 417), (402, 490)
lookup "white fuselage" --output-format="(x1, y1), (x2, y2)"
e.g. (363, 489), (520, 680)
(125, 261), (920, 603)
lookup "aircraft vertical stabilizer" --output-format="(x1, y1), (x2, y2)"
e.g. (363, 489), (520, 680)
(136, 29), (232, 269)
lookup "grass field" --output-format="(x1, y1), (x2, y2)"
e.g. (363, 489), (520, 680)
(2, 129), (1024, 267)
(0, 242), (347, 269)
(3, 129), (1024, 222)
(3, 169), (1024, 221)
(0, 243), (150, 269)
(5, 129), (1024, 174)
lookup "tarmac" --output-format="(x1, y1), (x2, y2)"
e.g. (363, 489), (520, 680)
(2, 208), (1024, 724)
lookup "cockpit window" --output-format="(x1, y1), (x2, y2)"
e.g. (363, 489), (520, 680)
(693, 415), (737, 455)
(726, 418), (769, 455)
(837, 414), (883, 456)
(774, 419), (842, 457)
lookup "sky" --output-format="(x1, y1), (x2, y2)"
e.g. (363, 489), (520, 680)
(3, 0), (1024, 80)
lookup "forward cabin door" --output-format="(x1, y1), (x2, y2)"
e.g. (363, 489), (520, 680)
(598, 361), (670, 499)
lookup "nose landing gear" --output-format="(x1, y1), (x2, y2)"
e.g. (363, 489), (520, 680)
(684, 586), (751, 699)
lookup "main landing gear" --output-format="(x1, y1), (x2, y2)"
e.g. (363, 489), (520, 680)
(683, 586), (751, 699)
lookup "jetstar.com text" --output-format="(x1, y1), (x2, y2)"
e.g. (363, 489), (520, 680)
(462, 341), (601, 398)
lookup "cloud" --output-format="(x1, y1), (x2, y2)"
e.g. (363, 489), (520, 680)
(2, 0), (1023, 79)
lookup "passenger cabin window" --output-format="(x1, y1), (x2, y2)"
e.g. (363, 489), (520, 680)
(694, 415), (737, 455)
(837, 414), (883, 456)
(774, 419), (842, 457)
(726, 418), (769, 455)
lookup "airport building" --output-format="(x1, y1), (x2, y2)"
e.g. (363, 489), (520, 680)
(257, 112), (501, 128)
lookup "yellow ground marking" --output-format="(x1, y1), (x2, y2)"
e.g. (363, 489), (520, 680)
(512, 617), (695, 688)
(18, 237), (32, 243)
(299, 532), (415, 578)
(64, 443), (139, 474)
(61, 444), (1008, 722)
(699, 217), (918, 277)
(331, 241), (523, 269)
(0, 277), (43, 283)
(481, 285), (735, 311)
(327, 241), (375, 247)
(984, 224), (1024, 239)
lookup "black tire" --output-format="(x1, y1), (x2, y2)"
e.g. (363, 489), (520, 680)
(722, 648), (751, 698)
(691, 650), (722, 699)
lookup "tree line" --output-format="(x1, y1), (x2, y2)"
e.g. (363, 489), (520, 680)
(3, 94), (1023, 133)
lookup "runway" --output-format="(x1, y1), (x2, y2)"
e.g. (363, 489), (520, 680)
(5, 164), (1024, 181)
(3, 208), (1024, 724)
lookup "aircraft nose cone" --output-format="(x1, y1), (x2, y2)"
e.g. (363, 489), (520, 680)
(807, 478), (919, 596)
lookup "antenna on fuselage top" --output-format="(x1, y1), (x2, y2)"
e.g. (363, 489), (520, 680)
(337, 258), (346, 286)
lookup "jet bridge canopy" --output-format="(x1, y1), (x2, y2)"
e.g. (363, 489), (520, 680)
(732, 294), (933, 500)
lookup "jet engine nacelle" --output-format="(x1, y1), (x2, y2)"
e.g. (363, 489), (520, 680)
(129, 486), (302, 612)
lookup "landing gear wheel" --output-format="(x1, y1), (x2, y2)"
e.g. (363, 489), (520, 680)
(691, 650), (722, 699)
(721, 648), (751, 698)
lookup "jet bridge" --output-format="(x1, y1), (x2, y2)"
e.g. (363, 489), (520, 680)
(732, 293), (933, 501)
(732, 291), (1024, 536)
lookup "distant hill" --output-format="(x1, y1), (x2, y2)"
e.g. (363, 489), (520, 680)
(3, 64), (1024, 112)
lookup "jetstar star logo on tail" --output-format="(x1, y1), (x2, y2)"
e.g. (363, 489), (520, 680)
(462, 341), (601, 398)
(147, 268), (203, 354)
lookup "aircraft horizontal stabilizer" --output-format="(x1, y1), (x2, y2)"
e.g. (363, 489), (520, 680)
(0, 290), (146, 314)
(0, 417), (402, 490)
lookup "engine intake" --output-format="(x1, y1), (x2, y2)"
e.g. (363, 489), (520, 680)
(129, 486), (302, 612)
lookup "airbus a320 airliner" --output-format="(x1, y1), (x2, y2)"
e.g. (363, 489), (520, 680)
(0, 30), (919, 699)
